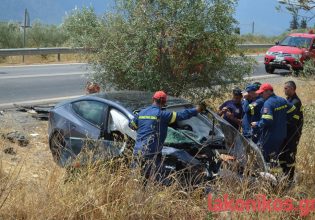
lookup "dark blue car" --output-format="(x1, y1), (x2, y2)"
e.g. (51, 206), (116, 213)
(48, 91), (267, 181)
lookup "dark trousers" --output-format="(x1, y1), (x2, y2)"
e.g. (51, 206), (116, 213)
(133, 154), (169, 185)
(279, 132), (301, 181)
(141, 154), (163, 180)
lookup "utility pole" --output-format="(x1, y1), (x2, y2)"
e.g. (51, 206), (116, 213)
(22, 8), (30, 62)
(252, 21), (255, 34)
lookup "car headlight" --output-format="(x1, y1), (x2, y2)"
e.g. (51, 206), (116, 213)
(291, 54), (302, 60)
(266, 51), (273, 55)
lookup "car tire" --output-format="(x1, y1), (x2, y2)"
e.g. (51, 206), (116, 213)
(49, 131), (65, 164)
(265, 65), (275, 74)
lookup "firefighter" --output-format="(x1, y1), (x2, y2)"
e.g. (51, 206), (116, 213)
(218, 88), (243, 130)
(251, 83), (296, 163)
(279, 81), (303, 181)
(241, 84), (264, 143)
(129, 91), (205, 182)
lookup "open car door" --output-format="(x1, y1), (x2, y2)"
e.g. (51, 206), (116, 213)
(202, 109), (267, 174)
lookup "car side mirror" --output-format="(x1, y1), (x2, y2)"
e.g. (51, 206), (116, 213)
(312, 43), (315, 49)
(275, 41), (279, 45)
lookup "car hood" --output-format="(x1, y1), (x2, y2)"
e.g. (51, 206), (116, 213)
(268, 45), (305, 55)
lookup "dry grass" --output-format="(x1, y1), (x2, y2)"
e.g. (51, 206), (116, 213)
(0, 78), (315, 219)
(0, 54), (87, 66)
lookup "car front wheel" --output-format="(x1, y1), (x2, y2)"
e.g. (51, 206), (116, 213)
(265, 64), (275, 74)
(50, 131), (65, 165)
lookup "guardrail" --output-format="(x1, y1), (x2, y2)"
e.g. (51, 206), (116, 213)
(0, 44), (273, 61)
(0, 47), (89, 61)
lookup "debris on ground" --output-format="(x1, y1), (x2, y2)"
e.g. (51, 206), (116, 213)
(0, 110), (4, 116)
(3, 146), (16, 155)
(4, 131), (29, 147)
(14, 104), (54, 121)
(30, 133), (39, 137)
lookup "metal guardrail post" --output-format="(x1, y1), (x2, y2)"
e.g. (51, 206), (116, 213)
(58, 53), (61, 62)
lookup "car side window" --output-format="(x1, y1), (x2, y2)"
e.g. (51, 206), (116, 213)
(72, 100), (107, 127)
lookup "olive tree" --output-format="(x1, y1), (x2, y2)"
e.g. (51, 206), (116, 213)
(0, 22), (23, 48)
(64, 0), (254, 100)
(28, 21), (68, 47)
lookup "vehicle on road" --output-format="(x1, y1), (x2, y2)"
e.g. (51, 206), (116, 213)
(48, 91), (267, 184)
(264, 31), (315, 74)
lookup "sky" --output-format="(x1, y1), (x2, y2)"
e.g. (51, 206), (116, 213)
(97, 0), (296, 36)
(235, 0), (293, 35)
(0, 0), (308, 36)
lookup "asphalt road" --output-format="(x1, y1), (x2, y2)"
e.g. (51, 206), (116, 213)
(0, 63), (90, 107)
(0, 56), (289, 108)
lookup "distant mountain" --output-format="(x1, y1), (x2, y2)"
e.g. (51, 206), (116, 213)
(0, 0), (306, 36)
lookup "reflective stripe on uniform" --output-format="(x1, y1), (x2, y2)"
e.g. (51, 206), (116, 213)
(286, 105), (296, 114)
(138, 115), (158, 120)
(262, 114), (273, 120)
(130, 121), (138, 129)
(293, 115), (300, 120)
(249, 104), (254, 115)
(169, 112), (177, 124)
(275, 104), (287, 111)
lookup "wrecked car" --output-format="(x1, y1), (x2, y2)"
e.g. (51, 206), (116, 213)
(48, 91), (267, 183)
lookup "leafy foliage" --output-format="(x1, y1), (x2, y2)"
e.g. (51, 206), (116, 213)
(278, 0), (315, 21)
(290, 13), (300, 30)
(300, 18), (308, 28)
(0, 21), (68, 48)
(63, 7), (103, 48)
(301, 59), (315, 77)
(28, 21), (68, 48)
(0, 22), (23, 48)
(64, 0), (254, 99)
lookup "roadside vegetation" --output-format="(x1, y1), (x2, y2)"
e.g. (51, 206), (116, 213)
(0, 21), (70, 64)
(63, 1), (255, 100)
(0, 78), (315, 219)
(0, 21), (67, 49)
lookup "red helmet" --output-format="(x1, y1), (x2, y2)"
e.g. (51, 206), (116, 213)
(153, 91), (167, 103)
(256, 83), (273, 94)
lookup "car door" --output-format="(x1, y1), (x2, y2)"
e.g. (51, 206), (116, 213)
(203, 109), (267, 173)
(100, 107), (136, 156)
(67, 100), (109, 156)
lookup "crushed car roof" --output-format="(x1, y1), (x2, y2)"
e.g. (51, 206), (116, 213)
(94, 91), (190, 111)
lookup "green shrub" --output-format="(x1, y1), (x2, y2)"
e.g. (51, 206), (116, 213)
(301, 59), (315, 78)
(0, 22), (23, 48)
(64, 1), (255, 99)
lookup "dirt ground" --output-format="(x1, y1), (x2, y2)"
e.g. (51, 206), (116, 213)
(0, 110), (62, 183)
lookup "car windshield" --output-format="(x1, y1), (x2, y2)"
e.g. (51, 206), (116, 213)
(164, 127), (197, 145)
(164, 105), (224, 145)
(279, 36), (311, 48)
